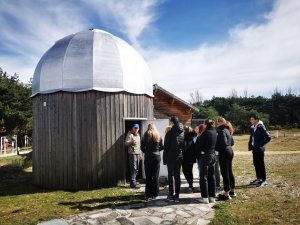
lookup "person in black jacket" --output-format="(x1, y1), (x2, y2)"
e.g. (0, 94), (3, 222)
(215, 118), (236, 200)
(196, 119), (217, 204)
(164, 116), (184, 203)
(248, 115), (271, 187)
(182, 126), (196, 193)
(141, 123), (164, 201)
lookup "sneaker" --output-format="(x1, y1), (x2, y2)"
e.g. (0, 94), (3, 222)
(145, 197), (152, 201)
(174, 196), (180, 203)
(197, 198), (209, 204)
(152, 196), (157, 200)
(218, 194), (231, 201)
(209, 197), (216, 203)
(167, 195), (175, 201)
(256, 181), (266, 187)
(229, 191), (237, 197)
(184, 188), (193, 193)
(130, 184), (140, 188)
(250, 179), (261, 185)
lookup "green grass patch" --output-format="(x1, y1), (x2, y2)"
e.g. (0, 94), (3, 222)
(211, 153), (300, 224)
(0, 155), (145, 225)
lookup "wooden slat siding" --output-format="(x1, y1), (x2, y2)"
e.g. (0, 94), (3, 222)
(67, 93), (74, 189)
(32, 91), (153, 189)
(119, 92), (126, 185)
(106, 93), (112, 187)
(96, 95), (101, 188)
(91, 94), (98, 189)
(110, 94), (116, 186)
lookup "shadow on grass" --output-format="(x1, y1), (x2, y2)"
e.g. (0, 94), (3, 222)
(58, 193), (145, 211)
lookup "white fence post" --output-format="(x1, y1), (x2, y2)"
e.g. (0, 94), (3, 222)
(274, 130), (278, 138)
(1, 136), (7, 156)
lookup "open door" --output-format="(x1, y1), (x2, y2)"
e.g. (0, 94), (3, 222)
(141, 119), (170, 178)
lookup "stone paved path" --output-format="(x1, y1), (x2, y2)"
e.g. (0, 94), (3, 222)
(38, 165), (216, 225)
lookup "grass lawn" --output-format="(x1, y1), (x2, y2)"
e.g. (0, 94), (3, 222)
(0, 154), (144, 225)
(211, 132), (300, 225)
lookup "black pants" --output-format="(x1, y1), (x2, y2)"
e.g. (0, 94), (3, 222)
(167, 159), (182, 197)
(219, 148), (235, 192)
(253, 151), (266, 181)
(215, 153), (221, 187)
(144, 155), (161, 198)
(182, 161), (194, 188)
(128, 154), (140, 186)
(200, 154), (216, 198)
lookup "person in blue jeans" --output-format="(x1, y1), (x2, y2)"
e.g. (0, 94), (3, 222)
(196, 119), (217, 204)
(164, 116), (184, 203)
(141, 123), (164, 201)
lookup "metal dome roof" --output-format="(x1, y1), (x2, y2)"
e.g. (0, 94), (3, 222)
(32, 29), (153, 97)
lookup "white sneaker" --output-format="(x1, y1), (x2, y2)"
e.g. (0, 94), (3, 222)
(197, 198), (209, 204)
(209, 197), (216, 203)
(250, 179), (261, 185)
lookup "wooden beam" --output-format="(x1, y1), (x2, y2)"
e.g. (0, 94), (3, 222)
(170, 98), (175, 104)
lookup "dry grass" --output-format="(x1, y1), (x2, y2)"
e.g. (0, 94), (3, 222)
(211, 131), (300, 225)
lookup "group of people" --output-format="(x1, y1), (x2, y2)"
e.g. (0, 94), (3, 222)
(125, 115), (271, 203)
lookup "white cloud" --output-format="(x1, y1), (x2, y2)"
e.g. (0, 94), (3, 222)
(147, 0), (300, 101)
(87, 0), (163, 49)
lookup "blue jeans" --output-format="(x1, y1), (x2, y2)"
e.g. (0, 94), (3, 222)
(128, 154), (140, 186)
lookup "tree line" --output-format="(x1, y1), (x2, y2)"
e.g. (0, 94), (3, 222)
(190, 90), (300, 133)
(0, 67), (32, 146)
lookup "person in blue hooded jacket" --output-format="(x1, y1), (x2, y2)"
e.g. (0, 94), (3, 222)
(248, 115), (271, 187)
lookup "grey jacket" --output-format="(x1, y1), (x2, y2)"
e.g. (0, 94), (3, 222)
(125, 131), (141, 155)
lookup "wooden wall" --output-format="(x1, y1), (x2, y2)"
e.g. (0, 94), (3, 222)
(153, 91), (193, 126)
(32, 91), (153, 190)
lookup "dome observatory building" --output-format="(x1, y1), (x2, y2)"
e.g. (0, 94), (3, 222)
(32, 29), (155, 190)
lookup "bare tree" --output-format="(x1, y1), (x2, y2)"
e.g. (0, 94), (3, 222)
(287, 87), (292, 95)
(273, 86), (282, 95)
(189, 90), (203, 104)
(244, 87), (248, 98)
(229, 88), (238, 98)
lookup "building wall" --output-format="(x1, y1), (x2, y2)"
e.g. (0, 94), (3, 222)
(32, 91), (153, 190)
(153, 91), (193, 126)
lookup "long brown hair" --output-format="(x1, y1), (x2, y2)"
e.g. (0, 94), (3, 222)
(205, 119), (215, 129)
(217, 117), (234, 134)
(198, 124), (206, 136)
(142, 123), (160, 142)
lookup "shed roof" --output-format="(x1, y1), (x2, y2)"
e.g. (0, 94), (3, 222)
(153, 84), (199, 112)
(32, 29), (153, 97)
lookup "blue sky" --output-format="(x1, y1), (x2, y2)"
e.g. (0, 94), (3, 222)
(0, 0), (299, 101)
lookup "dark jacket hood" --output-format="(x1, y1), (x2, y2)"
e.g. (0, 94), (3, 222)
(172, 122), (184, 135)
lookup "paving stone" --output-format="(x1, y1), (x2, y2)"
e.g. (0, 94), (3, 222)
(130, 210), (149, 217)
(163, 213), (177, 220)
(40, 165), (216, 225)
(97, 212), (119, 223)
(176, 210), (192, 218)
(116, 217), (134, 225)
(161, 207), (174, 213)
(196, 218), (211, 225)
(146, 216), (163, 224)
(103, 220), (121, 225)
(159, 220), (174, 225)
(37, 219), (69, 225)
(115, 209), (130, 217)
(131, 217), (157, 225)
(202, 211), (215, 220)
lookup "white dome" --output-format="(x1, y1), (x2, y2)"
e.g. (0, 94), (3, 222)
(32, 29), (153, 97)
